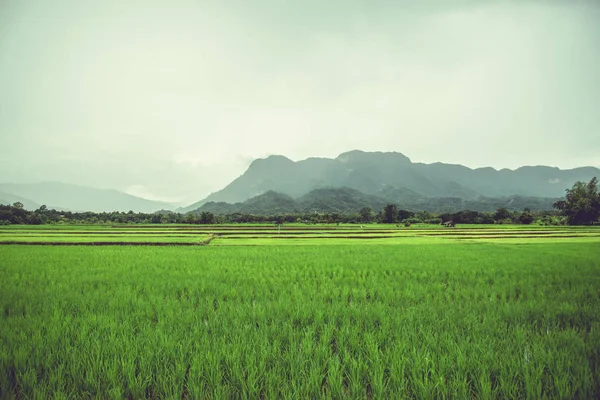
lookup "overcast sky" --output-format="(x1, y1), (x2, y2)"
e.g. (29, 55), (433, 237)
(1, 0), (599, 204)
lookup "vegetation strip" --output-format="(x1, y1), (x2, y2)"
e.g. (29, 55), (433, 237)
(452, 235), (591, 239)
(0, 241), (207, 246)
(221, 235), (399, 240)
(1, 225), (599, 245)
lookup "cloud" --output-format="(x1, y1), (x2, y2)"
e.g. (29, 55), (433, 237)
(0, 0), (598, 204)
(124, 184), (180, 204)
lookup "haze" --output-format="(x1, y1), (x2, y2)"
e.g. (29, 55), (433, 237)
(1, 0), (599, 205)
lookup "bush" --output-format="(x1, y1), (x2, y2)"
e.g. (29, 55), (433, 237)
(541, 216), (565, 226)
(519, 212), (534, 225)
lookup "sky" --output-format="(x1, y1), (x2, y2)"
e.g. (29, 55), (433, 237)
(1, 0), (599, 205)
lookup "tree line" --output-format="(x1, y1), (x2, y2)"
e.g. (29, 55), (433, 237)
(0, 203), (564, 226)
(1, 178), (598, 226)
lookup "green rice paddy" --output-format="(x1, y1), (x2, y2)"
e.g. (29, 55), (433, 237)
(1, 224), (599, 398)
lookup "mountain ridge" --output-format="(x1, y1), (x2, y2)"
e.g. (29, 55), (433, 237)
(193, 187), (560, 215)
(0, 182), (175, 213)
(181, 150), (598, 212)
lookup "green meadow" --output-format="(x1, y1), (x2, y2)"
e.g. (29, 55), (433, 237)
(1, 225), (599, 398)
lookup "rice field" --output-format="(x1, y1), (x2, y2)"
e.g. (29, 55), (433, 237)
(1, 223), (599, 245)
(1, 224), (599, 398)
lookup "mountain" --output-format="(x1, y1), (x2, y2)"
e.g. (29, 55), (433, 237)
(0, 191), (40, 210)
(198, 191), (298, 215)
(181, 155), (344, 211)
(297, 187), (387, 214)
(194, 188), (558, 215)
(196, 187), (387, 215)
(182, 150), (599, 212)
(0, 182), (174, 213)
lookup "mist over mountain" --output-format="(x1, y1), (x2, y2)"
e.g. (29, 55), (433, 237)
(182, 150), (599, 213)
(0, 182), (174, 213)
(1, 151), (596, 215)
(0, 191), (40, 211)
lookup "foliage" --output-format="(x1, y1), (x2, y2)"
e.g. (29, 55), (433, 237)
(554, 177), (600, 225)
(519, 209), (534, 225)
(381, 204), (398, 223)
(397, 209), (414, 221)
(0, 202), (564, 227)
(439, 210), (494, 224)
(494, 207), (512, 222)
(359, 207), (373, 223)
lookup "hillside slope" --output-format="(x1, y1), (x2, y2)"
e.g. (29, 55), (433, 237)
(182, 150), (598, 211)
(193, 187), (559, 215)
(0, 191), (40, 210)
(0, 182), (174, 213)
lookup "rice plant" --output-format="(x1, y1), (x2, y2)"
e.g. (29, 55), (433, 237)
(1, 241), (599, 398)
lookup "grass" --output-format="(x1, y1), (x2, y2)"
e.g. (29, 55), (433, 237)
(0, 235), (210, 244)
(1, 227), (600, 398)
(1, 224), (599, 246)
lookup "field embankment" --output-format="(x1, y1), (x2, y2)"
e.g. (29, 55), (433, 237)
(1, 224), (599, 246)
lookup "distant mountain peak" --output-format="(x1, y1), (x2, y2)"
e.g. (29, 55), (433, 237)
(246, 155), (294, 175)
(336, 150), (411, 165)
(249, 154), (293, 166)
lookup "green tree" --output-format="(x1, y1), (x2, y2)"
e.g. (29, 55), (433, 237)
(553, 177), (600, 225)
(416, 210), (433, 222)
(381, 204), (398, 223)
(397, 209), (414, 222)
(359, 207), (372, 223)
(28, 213), (43, 225)
(185, 213), (197, 224)
(494, 208), (511, 222)
(329, 213), (341, 225)
(519, 208), (534, 225)
(199, 212), (215, 224)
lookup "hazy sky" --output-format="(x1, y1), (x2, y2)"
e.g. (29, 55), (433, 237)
(1, 0), (599, 204)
